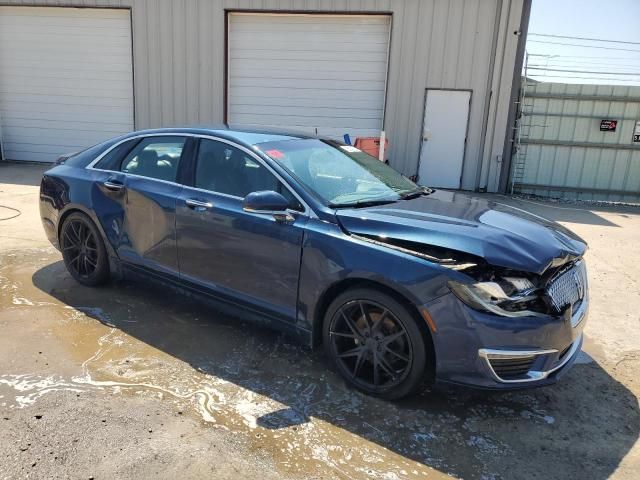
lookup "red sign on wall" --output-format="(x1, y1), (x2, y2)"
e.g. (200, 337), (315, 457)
(600, 120), (618, 132)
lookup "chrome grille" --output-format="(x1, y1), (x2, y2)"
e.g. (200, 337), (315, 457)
(546, 261), (587, 312)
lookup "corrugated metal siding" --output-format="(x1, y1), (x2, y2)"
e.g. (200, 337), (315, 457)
(2, 0), (523, 192)
(514, 82), (640, 202)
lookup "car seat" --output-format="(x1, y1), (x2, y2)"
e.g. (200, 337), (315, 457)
(136, 149), (160, 178)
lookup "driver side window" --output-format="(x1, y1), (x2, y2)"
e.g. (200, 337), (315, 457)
(195, 139), (303, 211)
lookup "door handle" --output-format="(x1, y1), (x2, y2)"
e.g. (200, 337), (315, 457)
(185, 198), (213, 211)
(103, 180), (124, 191)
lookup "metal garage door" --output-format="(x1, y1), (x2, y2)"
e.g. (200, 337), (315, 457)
(228, 13), (391, 139)
(0, 7), (134, 162)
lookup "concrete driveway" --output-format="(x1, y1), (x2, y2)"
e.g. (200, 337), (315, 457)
(1, 162), (639, 479)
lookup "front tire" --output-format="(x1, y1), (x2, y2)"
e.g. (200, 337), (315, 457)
(60, 212), (110, 286)
(323, 288), (429, 400)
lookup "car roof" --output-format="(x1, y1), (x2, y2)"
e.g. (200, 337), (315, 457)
(121, 125), (317, 148)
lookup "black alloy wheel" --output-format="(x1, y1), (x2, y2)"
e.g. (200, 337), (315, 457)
(323, 289), (429, 399)
(60, 212), (110, 286)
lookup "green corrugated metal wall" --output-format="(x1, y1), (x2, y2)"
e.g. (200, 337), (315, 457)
(513, 81), (640, 202)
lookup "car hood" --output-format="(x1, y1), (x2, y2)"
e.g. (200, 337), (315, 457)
(335, 190), (587, 275)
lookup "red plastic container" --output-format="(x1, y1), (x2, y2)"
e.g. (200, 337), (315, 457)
(354, 137), (388, 160)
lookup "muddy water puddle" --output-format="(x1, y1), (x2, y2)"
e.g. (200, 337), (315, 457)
(0, 248), (612, 479)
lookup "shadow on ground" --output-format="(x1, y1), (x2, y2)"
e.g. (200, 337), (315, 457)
(0, 162), (49, 187)
(33, 261), (639, 479)
(492, 194), (640, 228)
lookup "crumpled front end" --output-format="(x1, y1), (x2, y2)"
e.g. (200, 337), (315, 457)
(335, 191), (587, 275)
(339, 209), (590, 389)
(435, 249), (588, 388)
(426, 288), (587, 388)
(424, 257), (589, 389)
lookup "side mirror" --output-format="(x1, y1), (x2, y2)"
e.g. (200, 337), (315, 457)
(242, 191), (294, 223)
(243, 190), (288, 212)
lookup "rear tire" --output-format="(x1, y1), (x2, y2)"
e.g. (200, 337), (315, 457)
(322, 288), (429, 400)
(60, 212), (110, 286)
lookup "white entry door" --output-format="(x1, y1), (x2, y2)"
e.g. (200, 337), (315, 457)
(417, 90), (471, 189)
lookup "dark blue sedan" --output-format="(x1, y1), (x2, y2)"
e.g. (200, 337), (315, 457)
(39, 127), (588, 399)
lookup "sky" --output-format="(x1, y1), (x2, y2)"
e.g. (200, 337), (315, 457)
(526, 0), (640, 85)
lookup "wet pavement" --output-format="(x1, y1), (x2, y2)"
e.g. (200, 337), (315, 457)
(1, 163), (639, 479)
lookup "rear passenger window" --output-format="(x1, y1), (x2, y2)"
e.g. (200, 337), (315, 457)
(195, 139), (303, 211)
(120, 136), (186, 182)
(93, 139), (138, 171)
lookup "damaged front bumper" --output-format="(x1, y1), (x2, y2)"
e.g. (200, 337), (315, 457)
(425, 292), (588, 389)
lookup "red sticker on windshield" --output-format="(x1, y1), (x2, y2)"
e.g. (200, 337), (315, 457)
(265, 149), (285, 159)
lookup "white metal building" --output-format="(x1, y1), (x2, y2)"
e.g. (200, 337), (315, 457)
(0, 0), (529, 193)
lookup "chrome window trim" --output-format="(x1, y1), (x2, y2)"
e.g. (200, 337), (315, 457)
(86, 132), (313, 217)
(88, 134), (187, 187)
(180, 183), (243, 202)
(180, 185), (307, 215)
(86, 133), (184, 169)
(90, 168), (184, 188)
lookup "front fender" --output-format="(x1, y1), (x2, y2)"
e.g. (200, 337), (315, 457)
(297, 218), (453, 342)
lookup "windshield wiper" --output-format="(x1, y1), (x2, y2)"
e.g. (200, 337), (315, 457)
(399, 187), (433, 200)
(329, 198), (398, 209)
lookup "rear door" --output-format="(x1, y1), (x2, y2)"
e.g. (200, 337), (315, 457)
(175, 137), (307, 322)
(93, 135), (190, 277)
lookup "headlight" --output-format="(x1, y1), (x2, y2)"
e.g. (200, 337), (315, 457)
(448, 278), (547, 317)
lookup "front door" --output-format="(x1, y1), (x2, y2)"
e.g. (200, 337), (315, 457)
(417, 89), (471, 189)
(176, 138), (306, 322)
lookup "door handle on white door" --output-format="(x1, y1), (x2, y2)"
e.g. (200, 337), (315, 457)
(185, 198), (213, 211)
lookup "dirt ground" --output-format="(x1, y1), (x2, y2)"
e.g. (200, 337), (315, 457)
(1, 162), (639, 480)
